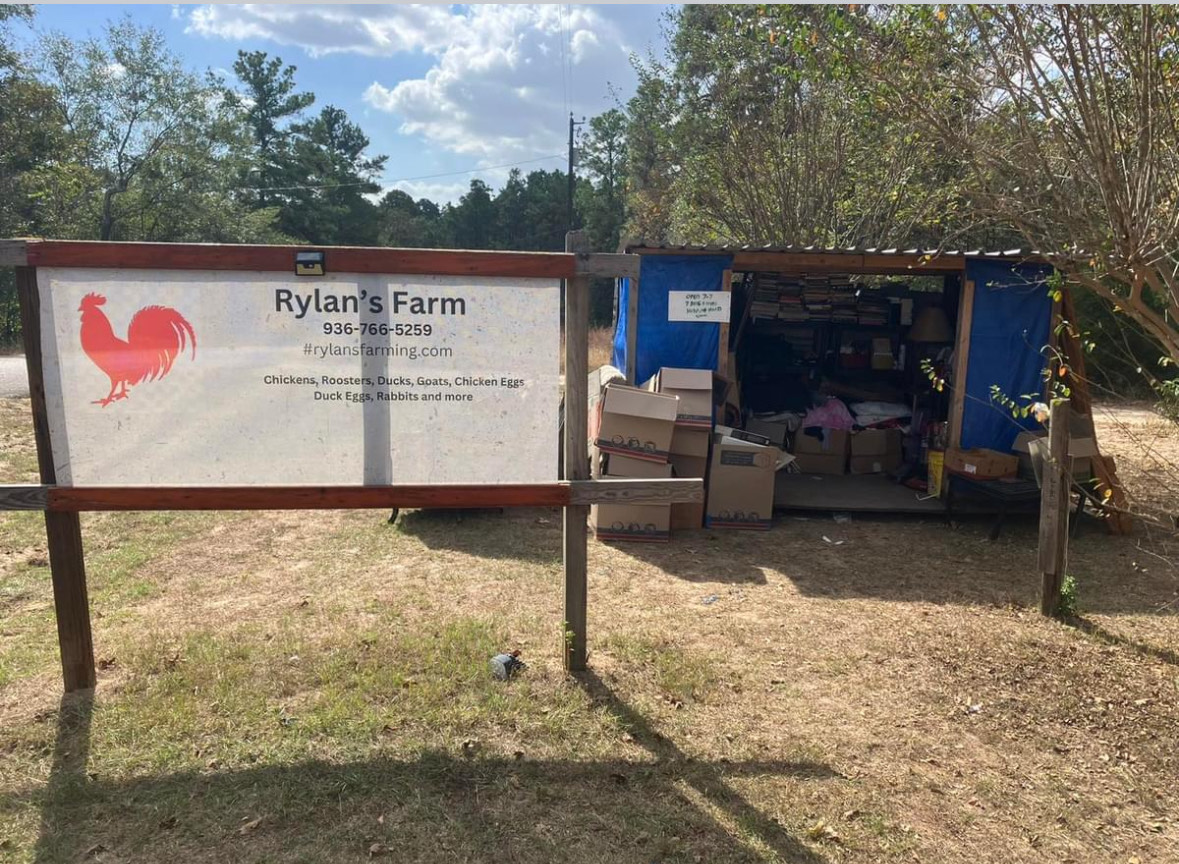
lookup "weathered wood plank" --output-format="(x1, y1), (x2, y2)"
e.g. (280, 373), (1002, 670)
(48, 484), (572, 511)
(717, 268), (733, 377)
(563, 231), (591, 673)
(574, 253), (639, 279)
(948, 278), (976, 449)
(0, 239), (29, 267)
(24, 240), (575, 278)
(17, 266), (96, 692)
(569, 478), (703, 506)
(1039, 400), (1071, 615)
(625, 275), (639, 383)
(0, 485), (49, 510)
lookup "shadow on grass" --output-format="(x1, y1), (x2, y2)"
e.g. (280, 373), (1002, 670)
(1071, 615), (1179, 667)
(393, 507), (563, 565)
(29, 675), (830, 863)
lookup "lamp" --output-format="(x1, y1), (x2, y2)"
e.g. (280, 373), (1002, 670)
(909, 305), (953, 342)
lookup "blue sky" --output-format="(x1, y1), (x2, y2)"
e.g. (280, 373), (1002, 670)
(16, 4), (672, 203)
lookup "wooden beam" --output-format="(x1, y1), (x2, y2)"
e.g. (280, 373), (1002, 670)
(0, 239), (28, 267)
(717, 268), (733, 376)
(563, 231), (591, 673)
(23, 240), (575, 279)
(0, 485), (49, 510)
(1038, 400), (1071, 616)
(569, 478), (702, 506)
(49, 484), (573, 511)
(948, 279), (976, 449)
(17, 266), (96, 693)
(625, 274), (639, 384)
(574, 253), (639, 280)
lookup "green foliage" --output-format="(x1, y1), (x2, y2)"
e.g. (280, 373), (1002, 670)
(1058, 575), (1079, 619)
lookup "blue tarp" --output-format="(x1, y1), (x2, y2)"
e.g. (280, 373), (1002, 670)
(612, 254), (734, 383)
(960, 259), (1055, 452)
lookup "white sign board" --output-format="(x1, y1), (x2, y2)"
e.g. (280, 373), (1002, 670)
(668, 291), (731, 323)
(37, 268), (560, 486)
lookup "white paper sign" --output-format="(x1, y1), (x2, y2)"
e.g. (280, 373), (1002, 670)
(38, 267), (560, 486)
(668, 291), (731, 323)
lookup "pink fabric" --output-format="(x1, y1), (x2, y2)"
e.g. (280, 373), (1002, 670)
(801, 398), (856, 431)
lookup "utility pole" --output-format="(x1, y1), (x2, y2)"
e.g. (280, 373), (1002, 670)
(568, 113), (584, 233)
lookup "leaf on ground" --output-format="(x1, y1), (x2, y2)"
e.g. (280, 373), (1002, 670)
(806, 821), (841, 843)
(238, 817), (262, 835)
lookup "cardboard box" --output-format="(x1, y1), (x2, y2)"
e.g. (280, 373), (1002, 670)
(791, 429), (849, 475)
(591, 503), (670, 543)
(944, 447), (1019, 480)
(593, 384), (678, 464)
(745, 417), (791, 448)
(593, 447), (675, 479)
(706, 434), (788, 529)
(1013, 430), (1096, 480)
(670, 453), (708, 479)
(670, 427), (710, 459)
(848, 428), (903, 474)
(670, 502), (705, 530)
(643, 367), (713, 429)
(586, 366), (626, 441)
(714, 425), (772, 447)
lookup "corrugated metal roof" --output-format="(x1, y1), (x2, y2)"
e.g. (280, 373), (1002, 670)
(625, 242), (1036, 259)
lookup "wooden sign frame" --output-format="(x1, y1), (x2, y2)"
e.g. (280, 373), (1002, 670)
(0, 236), (697, 692)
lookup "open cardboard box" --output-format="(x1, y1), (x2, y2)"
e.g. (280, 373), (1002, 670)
(593, 383), (678, 464)
(643, 367), (714, 429)
(706, 433), (794, 530)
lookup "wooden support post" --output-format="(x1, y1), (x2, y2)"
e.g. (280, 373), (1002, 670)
(948, 279), (975, 449)
(16, 267), (96, 692)
(717, 268), (732, 377)
(1038, 400), (1071, 617)
(625, 272), (639, 384)
(563, 232), (590, 671)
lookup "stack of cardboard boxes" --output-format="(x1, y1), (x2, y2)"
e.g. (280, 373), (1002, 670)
(644, 368), (713, 530)
(588, 367), (790, 540)
(588, 383), (679, 541)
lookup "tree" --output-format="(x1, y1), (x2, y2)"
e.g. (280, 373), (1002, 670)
(577, 109), (628, 253)
(227, 50), (315, 210)
(446, 179), (496, 249)
(834, 5), (1179, 363)
(627, 5), (972, 249)
(35, 18), (278, 242)
(376, 189), (451, 248)
(282, 105), (387, 245)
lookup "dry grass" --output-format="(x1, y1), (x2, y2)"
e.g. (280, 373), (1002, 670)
(1, 396), (1178, 863)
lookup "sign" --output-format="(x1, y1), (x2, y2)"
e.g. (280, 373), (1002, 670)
(37, 268), (560, 485)
(668, 291), (731, 323)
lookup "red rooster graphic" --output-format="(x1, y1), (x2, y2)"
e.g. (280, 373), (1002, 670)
(78, 293), (196, 407)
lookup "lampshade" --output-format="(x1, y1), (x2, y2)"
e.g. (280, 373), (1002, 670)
(909, 306), (953, 342)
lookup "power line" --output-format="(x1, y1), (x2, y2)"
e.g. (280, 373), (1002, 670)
(236, 153), (566, 194)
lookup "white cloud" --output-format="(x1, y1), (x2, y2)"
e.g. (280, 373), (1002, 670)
(186, 4), (667, 167)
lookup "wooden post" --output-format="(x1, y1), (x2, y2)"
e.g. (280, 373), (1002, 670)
(948, 278), (975, 449)
(716, 268), (732, 377)
(625, 271), (639, 384)
(563, 232), (590, 671)
(1038, 400), (1071, 616)
(15, 267), (96, 691)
